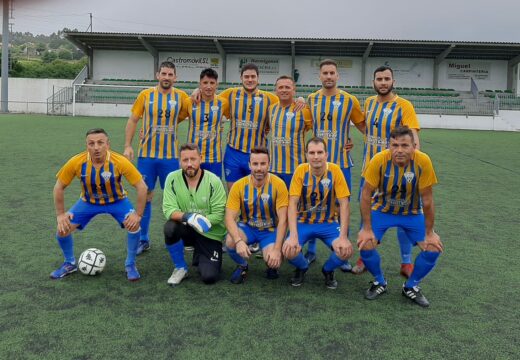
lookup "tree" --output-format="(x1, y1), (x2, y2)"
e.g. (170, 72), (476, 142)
(35, 42), (47, 55)
(42, 50), (57, 63)
(57, 49), (73, 60)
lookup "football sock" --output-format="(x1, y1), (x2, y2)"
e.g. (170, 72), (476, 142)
(323, 252), (345, 272)
(166, 240), (188, 270)
(125, 229), (140, 266)
(397, 228), (413, 264)
(227, 247), (248, 267)
(360, 249), (386, 284)
(140, 201), (152, 242)
(56, 233), (75, 264)
(405, 251), (440, 288)
(307, 239), (317, 254)
(288, 252), (309, 270)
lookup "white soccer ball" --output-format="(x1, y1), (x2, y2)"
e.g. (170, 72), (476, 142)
(78, 248), (106, 276)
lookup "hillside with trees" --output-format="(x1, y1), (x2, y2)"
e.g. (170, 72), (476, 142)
(1, 28), (86, 79)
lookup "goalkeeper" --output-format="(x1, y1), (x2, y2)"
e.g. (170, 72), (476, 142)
(162, 143), (227, 286)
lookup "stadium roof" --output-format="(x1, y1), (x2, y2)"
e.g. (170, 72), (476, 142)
(65, 32), (520, 62)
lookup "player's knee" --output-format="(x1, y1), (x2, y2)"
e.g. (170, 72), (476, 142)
(199, 267), (219, 284)
(163, 220), (181, 245)
(418, 242), (442, 253)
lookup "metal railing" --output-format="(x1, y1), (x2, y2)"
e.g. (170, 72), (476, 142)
(46, 86), (73, 115)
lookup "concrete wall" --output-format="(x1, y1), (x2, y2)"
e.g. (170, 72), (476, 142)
(159, 52), (223, 82)
(364, 58), (435, 88)
(93, 50), (154, 80)
(0, 77), (72, 113)
(420, 113), (517, 131)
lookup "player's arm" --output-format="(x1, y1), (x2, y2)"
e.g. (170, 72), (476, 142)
(204, 179), (227, 225)
(53, 179), (72, 236)
(282, 195), (301, 259)
(420, 186), (443, 252)
(357, 181), (377, 250)
(124, 113), (141, 161)
(267, 205), (287, 268)
(123, 179), (147, 232)
(224, 206), (250, 258)
(412, 128), (420, 150)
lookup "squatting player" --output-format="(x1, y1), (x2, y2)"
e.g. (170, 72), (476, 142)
(358, 126), (442, 307)
(162, 144), (227, 286)
(124, 61), (189, 255)
(305, 59), (365, 266)
(282, 137), (354, 289)
(51, 128), (147, 281)
(225, 147), (288, 283)
(178, 68), (230, 178)
(351, 65), (421, 278)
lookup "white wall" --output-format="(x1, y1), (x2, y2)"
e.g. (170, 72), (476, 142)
(294, 56), (363, 86)
(437, 59), (508, 91)
(225, 54), (293, 84)
(159, 52), (222, 81)
(364, 58), (434, 88)
(420, 114), (516, 131)
(93, 50), (154, 80)
(74, 102), (132, 117)
(0, 77), (72, 113)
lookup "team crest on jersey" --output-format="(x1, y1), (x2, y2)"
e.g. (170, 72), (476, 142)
(332, 100), (341, 108)
(320, 178), (331, 189)
(225, 168), (231, 176)
(382, 108), (393, 117)
(254, 96), (262, 103)
(169, 100), (177, 107)
(404, 172), (415, 183)
(192, 106), (198, 111)
(101, 171), (112, 182)
(211, 105), (220, 112)
(285, 112), (295, 120)
(260, 193), (270, 204)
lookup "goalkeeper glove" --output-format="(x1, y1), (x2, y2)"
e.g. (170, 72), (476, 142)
(182, 212), (212, 233)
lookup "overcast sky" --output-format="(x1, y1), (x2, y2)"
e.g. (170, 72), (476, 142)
(4, 0), (520, 43)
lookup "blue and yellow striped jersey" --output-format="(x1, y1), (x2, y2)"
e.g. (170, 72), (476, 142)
(289, 162), (350, 224)
(220, 87), (279, 153)
(362, 95), (420, 172)
(226, 173), (289, 232)
(363, 149), (437, 215)
(308, 89), (363, 168)
(56, 151), (143, 205)
(179, 96), (230, 163)
(131, 86), (189, 159)
(268, 103), (313, 174)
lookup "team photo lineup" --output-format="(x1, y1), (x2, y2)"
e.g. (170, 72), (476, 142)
(50, 59), (444, 308)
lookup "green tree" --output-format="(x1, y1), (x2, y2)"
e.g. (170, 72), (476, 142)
(42, 51), (57, 63)
(36, 42), (47, 55)
(57, 49), (73, 60)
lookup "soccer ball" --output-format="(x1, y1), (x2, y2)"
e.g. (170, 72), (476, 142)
(78, 248), (106, 276)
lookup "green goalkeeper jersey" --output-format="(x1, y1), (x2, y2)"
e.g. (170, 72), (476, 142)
(162, 169), (227, 241)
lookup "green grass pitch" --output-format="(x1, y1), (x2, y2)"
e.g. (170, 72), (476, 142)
(0, 114), (519, 359)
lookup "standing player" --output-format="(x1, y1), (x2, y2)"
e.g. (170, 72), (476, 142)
(351, 65), (421, 277)
(268, 75), (313, 188)
(305, 59), (365, 266)
(178, 68), (230, 178)
(282, 138), (354, 289)
(225, 147), (288, 283)
(124, 61), (189, 255)
(51, 128), (147, 281)
(358, 126), (442, 307)
(162, 144), (227, 286)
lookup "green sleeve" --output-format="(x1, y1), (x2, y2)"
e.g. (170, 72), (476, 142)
(162, 172), (181, 220)
(206, 176), (226, 225)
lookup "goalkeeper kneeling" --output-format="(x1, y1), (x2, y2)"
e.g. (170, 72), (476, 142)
(162, 144), (227, 286)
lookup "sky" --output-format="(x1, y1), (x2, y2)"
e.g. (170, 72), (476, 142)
(3, 0), (520, 43)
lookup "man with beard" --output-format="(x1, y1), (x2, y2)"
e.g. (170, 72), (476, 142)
(351, 65), (421, 278)
(162, 143), (227, 286)
(304, 59), (365, 268)
(124, 61), (189, 256)
(224, 147), (288, 284)
(358, 126), (441, 307)
(282, 138), (354, 289)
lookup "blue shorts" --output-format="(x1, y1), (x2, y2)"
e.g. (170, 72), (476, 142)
(341, 167), (352, 193)
(370, 210), (425, 245)
(289, 222), (340, 248)
(138, 157), (179, 190)
(238, 223), (276, 249)
(201, 161), (222, 178)
(68, 198), (135, 230)
(223, 145), (250, 182)
(272, 172), (293, 189)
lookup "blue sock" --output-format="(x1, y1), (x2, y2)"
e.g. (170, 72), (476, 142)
(288, 252), (309, 270)
(397, 228), (413, 264)
(227, 247), (247, 267)
(360, 249), (385, 284)
(307, 239), (317, 254)
(125, 229), (140, 266)
(56, 234), (75, 264)
(323, 252), (345, 272)
(405, 251), (440, 288)
(166, 240), (188, 270)
(140, 201), (152, 242)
